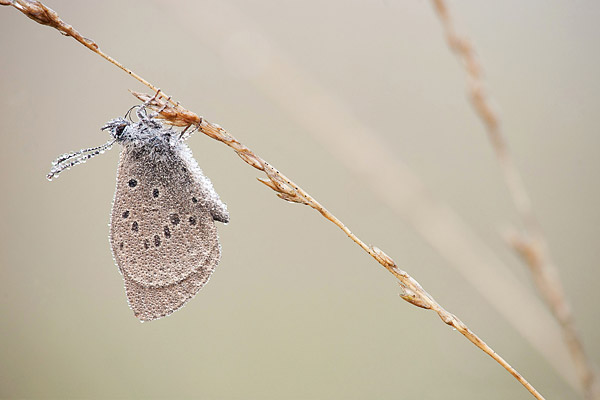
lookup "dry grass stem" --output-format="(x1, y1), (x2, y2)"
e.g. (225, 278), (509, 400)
(3, 0), (548, 398)
(167, 0), (576, 388)
(431, 1), (599, 398)
(135, 92), (545, 400)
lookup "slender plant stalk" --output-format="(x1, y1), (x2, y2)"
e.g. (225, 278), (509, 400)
(3, 1), (546, 398)
(430, 1), (599, 399)
(168, 0), (576, 389)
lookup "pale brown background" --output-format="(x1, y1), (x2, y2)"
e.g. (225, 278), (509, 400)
(1, 1), (599, 399)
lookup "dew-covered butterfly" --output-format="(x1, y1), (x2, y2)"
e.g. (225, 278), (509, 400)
(47, 103), (229, 321)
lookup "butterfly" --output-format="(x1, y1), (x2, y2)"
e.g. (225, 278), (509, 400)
(48, 104), (229, 321)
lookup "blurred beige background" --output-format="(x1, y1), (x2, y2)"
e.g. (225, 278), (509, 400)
(1, 1), (599, 399)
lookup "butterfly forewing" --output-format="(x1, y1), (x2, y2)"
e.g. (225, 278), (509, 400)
(110, 144), (221, 320)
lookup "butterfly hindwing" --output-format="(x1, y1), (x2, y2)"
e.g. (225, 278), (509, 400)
(122, 241), (220, 321)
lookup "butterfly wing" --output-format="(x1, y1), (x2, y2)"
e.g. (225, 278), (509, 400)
(110, 144), (222, 321)
(121, 209), (220, 321)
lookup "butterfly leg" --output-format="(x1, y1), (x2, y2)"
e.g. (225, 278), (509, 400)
(148, 96), (171, 119)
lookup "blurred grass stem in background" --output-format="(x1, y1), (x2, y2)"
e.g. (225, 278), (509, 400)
(431, 1), (599, 398)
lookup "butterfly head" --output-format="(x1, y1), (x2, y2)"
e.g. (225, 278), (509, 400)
(102, 106), (168, 147)
(102, 117), (130, 143)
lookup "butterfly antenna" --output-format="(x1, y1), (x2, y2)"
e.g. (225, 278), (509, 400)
(125, 105), (140, 122)
(47, 139), (117, 181)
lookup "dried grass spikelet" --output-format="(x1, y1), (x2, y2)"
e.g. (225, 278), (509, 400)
(505, 231), (543, 272)
(1, 0), (99, 50)
(131, 91), (201, 127)
(372, 246), (432, 309)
